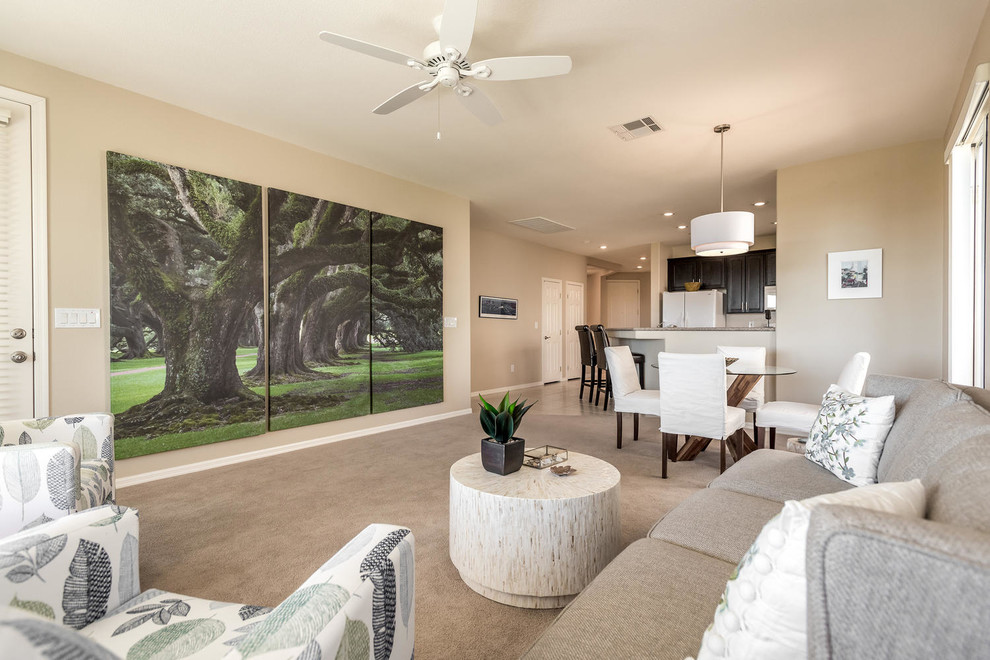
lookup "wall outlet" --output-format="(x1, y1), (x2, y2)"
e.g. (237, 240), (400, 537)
(510, 364), (515, 373)
(444, 317), (457, 328)
(55, 308), (101, 328)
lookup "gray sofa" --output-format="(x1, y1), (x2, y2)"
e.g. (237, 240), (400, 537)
(522, 375), (990, 659)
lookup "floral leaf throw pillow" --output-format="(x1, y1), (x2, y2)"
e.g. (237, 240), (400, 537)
(804, 384), (895, 486)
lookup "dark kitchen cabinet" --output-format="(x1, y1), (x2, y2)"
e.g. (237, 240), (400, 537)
(700, 258), (725, 289)
(765, 251), (776, 286)
(667, 249), (775, 312)
(668, 258), (699, 291)
(744, 253), (765, 313)
(725, 256), (745, 313)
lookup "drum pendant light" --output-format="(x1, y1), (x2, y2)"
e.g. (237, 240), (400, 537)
(690, 124), (754, 257)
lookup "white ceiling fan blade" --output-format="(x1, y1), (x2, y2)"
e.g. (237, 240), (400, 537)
(473, 56), (573, 81)
(319, 31), (427, 68)
(457, 86), (502, 126)
(373, 82), (434, 115)
(440, 0), (477, 57)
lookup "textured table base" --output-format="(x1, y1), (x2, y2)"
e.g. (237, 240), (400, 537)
(459, 573), (575, 609)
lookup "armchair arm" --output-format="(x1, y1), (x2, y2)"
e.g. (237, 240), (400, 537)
(806, 504), (990, 659)
(0, 505), (140, 630)
(0, 443), (80, 537)
(0, 414), (116, 509)
(226, 523), (414, 660)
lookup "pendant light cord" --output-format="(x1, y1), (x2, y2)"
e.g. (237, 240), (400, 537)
(719, 129), (725, 213)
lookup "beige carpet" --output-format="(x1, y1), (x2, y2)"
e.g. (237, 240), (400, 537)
(118, 408), (726, 659)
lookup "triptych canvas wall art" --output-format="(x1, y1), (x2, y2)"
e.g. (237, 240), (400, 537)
(108, 153), (443, 459)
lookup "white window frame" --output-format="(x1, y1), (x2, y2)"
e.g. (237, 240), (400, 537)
(0, 85), (49, 415)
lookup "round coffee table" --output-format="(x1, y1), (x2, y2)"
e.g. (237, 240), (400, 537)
(449, 451), (621, 609)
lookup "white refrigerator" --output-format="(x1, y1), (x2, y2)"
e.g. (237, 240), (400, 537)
(662, 291), (726, 327)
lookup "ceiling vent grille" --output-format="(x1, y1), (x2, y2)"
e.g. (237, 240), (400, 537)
(608, 116), (662, 141)
(508, 216), (574, 234)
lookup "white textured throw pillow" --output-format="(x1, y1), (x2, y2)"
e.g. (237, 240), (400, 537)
(804, 384), (895, 486)
(693, 479), (926, 660)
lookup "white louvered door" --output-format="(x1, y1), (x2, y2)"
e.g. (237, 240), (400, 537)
(0, 98), (37, 418)
(565, 281), (584, 379)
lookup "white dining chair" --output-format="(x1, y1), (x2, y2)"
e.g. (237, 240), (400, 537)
(717, 345), (766, 418)
(604, 346), (661, 449)
(658, 352), (747, 478)
(755, 351), (871, 448)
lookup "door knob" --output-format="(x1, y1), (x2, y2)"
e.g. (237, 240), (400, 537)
(10, 351), (28, 364)
(10, 328), (26, 340)
(544, 335), (550, 340)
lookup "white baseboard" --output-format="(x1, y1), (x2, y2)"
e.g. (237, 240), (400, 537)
(117, 407), (472, 489)
(471, 381), (544, 398)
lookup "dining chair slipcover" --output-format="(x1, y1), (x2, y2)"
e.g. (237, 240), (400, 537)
(659, 352), (746, 440)
(717, 345), (766, 413)
(756, 352), (871, 437)
(604, 346), (661, 416)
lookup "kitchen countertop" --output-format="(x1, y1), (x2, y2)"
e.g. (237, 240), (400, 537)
(606, 327), (775, 332)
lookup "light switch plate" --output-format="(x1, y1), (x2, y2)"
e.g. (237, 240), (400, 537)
(55, 308), (101, 328)
(443, 317), (457, 328)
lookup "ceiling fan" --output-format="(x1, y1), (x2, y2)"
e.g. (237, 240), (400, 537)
(318, 0), (572, 126)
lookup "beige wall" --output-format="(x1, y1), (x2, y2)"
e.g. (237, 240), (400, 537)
(0, 50), (472, 479)
(471, 227), (586, 392)
(586, 273), (603, 325)
(603, 272), (651, 326)
(776, 140), (945, 403)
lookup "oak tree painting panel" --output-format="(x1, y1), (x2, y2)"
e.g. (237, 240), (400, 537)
(370, 216), (443, 413)
(265, 189), (372, 432)
(108, 152), (265, 458)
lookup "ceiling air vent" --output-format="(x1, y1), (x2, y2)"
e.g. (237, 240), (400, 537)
(508, 216), (574, 234)
(608, 116), (663, 141)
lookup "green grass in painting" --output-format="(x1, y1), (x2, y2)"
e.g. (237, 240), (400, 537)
(115, 420), (266, 460)
(113, 347), (442, 453)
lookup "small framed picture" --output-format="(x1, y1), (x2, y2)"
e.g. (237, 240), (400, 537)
(479, 295), (518, 319)
(827, 248), (882, 299)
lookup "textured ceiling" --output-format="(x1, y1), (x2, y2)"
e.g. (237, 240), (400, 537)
(0, 0), (985, 271)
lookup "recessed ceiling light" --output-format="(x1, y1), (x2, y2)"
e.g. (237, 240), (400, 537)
(677, 225), (686, 230)
(663, 211), (675, 217)
(753, 201), (767, 207)
(639, 256), (647, 260)
(600, 245), (607, 249)
(636, 265), (643, 269)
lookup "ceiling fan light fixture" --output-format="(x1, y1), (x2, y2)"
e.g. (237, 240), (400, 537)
(690, 124), (754, 257)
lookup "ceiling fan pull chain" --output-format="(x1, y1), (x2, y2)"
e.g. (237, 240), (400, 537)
(437, 92), (442, 141)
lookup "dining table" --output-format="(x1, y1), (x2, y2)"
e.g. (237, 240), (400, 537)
(655, 363), (797, 462)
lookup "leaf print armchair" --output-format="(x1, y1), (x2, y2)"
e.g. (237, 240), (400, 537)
(0, 413), (116, 537)
(0, 504), (416, 660)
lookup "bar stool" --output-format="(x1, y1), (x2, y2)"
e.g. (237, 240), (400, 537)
(575, 325), (597, 401)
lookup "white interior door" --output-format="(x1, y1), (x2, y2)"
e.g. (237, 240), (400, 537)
(542, 278), (563, 384)
(0, 97), (37, 418)
(565, 281), (584, 379)
(606, 280), (641, 328)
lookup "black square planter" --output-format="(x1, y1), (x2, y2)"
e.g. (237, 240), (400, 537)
(481, 438), (525, 475)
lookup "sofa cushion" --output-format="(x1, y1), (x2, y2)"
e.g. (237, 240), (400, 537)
(0, 607), (117, 660)
(882, 400), (990, 484)
(521, 539), (733, 660)
(648, 489), (783, 564)
(708, 449), (852, 502)
(861, 374), (926, 405)
(81, 588), (271, 657)
(924, 433), (990, 534)
(876, 380), (969, 482)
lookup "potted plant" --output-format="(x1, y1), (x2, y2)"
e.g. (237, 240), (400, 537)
(478, 392), (536, 475)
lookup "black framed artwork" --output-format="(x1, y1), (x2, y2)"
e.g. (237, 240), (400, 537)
(479, 295), (518, 319)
